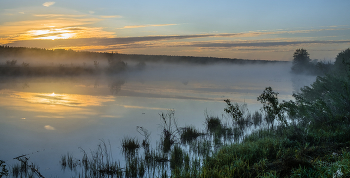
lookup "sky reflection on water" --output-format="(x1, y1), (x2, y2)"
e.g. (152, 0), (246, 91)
(0, 63), (316, 176)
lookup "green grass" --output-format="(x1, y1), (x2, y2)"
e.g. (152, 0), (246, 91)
(193, 124), (350, 178)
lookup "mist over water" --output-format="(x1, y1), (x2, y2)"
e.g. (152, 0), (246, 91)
(0, 61), (316, 176)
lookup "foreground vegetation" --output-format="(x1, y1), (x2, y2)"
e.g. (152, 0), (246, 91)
(1, 48), (350, 177)
(198, 48), (350, 177)
(196, 49), (350, 177)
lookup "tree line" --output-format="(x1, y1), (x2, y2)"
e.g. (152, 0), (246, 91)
(291, 48), (350, 75)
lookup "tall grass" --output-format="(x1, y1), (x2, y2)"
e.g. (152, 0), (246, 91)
(10, 155), (44, 178)
(121, 137), (140, 157)
(0, 160), (8, 177)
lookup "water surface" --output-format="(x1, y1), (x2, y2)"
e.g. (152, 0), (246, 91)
(0, 62), (315, 176)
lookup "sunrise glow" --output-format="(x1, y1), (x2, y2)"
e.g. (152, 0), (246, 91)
(28, 28), (75, 40)
(1, 1), (350, 176)
(0, 90), (115, 115)
(0, 1), (349, 60)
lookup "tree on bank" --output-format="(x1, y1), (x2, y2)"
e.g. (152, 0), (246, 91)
(291, 48), (333, 75)
(291, 48), (311, 74)
(291, 48), (350, 128)
(334, 48), (350, 73)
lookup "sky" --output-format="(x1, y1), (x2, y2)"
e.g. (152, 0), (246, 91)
(1, 0), (350, 61)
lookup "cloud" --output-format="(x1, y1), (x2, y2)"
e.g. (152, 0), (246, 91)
(33, 14), (86, 18)
(6, 32), (350, 50)
(44, 125), (56, 130)
(8, 26), (343, 46)
(100, 15), (122, 18)
(0, 17), (113, 44)
(118, 24), (177, 29)
(2, 23), (350, 55)
(0, 17), (101, 35)
(89, 11), (95, 14)
(0, 35), (171, 47)
(181, 40), (350, 48)
(43, 2), (55, 7)
(0, 27), (257, 45)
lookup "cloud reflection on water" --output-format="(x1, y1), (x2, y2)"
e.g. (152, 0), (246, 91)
(10, 91), (114, 107)
(0, 90), (115, 117)
(44, 125), (55, 130)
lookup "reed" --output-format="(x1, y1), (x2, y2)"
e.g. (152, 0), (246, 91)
(180, 126), (203, 144)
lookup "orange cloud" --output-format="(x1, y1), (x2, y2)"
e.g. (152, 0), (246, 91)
(0, 15), (115, 44)
(2, 17), (349, 61)
(0, 18), (100, 36)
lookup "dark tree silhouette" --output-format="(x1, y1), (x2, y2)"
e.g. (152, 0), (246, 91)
(107, 53), (127, 73)
(291, 48), (311, 74)
(334, 48), (350, 73)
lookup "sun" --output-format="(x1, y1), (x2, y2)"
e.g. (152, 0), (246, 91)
(50, 92), (55, 96)
(47, 36), (57, 40)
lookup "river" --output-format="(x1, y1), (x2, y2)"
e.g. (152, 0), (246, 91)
(0, 62), (315, 177)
